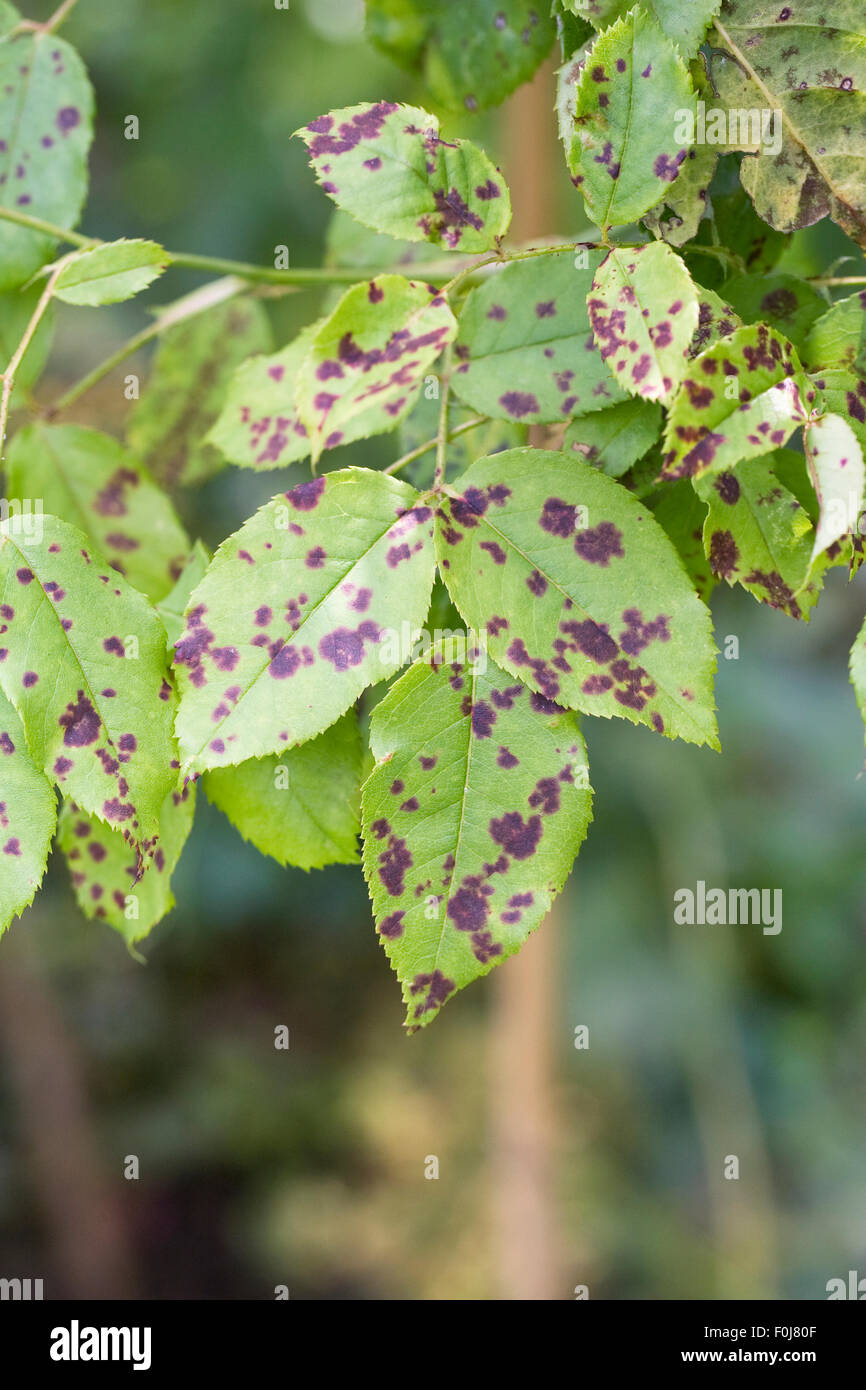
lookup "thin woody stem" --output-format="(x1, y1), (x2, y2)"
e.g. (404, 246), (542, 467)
(0, 256), (72, 458)
(383, 414), (487, 477)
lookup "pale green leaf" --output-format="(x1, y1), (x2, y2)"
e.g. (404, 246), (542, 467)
(52, 238), (168, 306)
(0, 689), (56, 935)
(804, 290), (866, 375)
(574, 0), (722, 56)
(803, 412), (865, 564)
(207, 322), (318, 471)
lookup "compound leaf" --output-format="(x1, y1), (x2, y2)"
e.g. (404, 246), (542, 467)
(0, 689), (56, 935)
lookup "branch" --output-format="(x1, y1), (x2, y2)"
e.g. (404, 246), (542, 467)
(0, 255), (71, 459)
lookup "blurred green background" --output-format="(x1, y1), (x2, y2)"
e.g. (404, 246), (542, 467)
(1, 0), (865, 1301)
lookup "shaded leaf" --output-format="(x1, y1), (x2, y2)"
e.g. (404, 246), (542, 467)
(645, 477), (716, 601)
(436, 448), (718, 746)
(52, 238), (167, 306)
(0, 689), (56, 935)
(173, 468), (436, 775)
(7, 423), (190, 602)
(804, 290), (866, 374)
(204, 711), (361, 869)
(720, 273), (827, 355)
(362, 641), (593, 1029)
(295, 102), (511, 252)
(564, 396), (662, 477)
(395, 389), (525, 490)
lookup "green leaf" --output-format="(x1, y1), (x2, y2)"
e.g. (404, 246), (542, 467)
(362, 641), (593, 1029)
(366, 1), (556, 112)
(660, 324), (817, 481)
(7, 423), (190, 602)
(295, 102), (511, 252)
(58, 783), (195, 945)
(575, 0), (722, 57)
(52, 238), (168, 306)
(207, 322), (318, 471)
(0, 3), (20, 39)
(0, 283), (54, 403)
(803, 412), (865, 564)
(451, 248), (625, 425)
(204, 711), (361, 869)
(644, 142), (717, 246)
(173, 468), (436, 775)
(126, 296), (273, 487)
(436, 448), (719, 747)
(295, 276), (456, 463)
(156, 541), (211, 649)
(567, 9), (696, 231)
(645, 477), (716, 602)
(702, 183), (787, 277)
(0, 689), (56, 935)
(719, 273), (827, 356)
(710, 1), (866, 248)
(849, 614), (866, 753)
(588, 243), (700, 404)
(0, 30), (94, 290)
(0, 514), (177, 851)
(693, 450), (824, 617)
(804, 291), (866, 375)
(564, 397), (662, 477)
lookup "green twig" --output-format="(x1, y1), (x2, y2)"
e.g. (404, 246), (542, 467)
(383, 414), (487, 477)
(0, 255), (72, 458)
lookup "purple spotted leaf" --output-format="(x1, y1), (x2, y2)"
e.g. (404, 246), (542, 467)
(689, 287), (741, 358)
(173, 468), (436, 776)
(7, 424), (190, 603)
(588, 243), (700, 404)
(208, 322), (320, 471)
(660, 324), (818, 481)
(0, 514), (177, 853)
(294, 102), (511, 253)
(295, 276), (456, 463)
(803, 413), (866, 565)
(156, 542), (211, 649)
(566, 8), (696, 232)
(58, 783), (195, 945)
(720, 273), (827, 357)
(451, 248), (625, 425)
(644, 140), (717, 247)
(0, 690), (56, 935)
(436, 448), (719, 747)
(366, 2), (556, 113)
(0, 28), (94, 290)
(362, 640), (593, 1030)
(204, 711), (361, 870)
(564, 398), (663, 478)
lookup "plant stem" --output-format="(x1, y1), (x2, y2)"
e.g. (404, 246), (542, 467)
(0, 256), (70, 458)
(808, 276), (866, 288)
(47, 276), (249, 415)
(43, 0), (80, 32)
(383, 414), (487, 477)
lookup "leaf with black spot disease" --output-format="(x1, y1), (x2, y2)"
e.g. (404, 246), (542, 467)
(720, 274), (827, 356)
(173, 468), (436, 776)
(0, 515), (176, 852)
(0, 284), (54, 403)
(588, 243), (700, 405)
(436, 449), (718, 747)
(688, 287), (741, 358)
(644, 142), (717, 247)
(295, 276), (456, 464)
(0, 690), (56, 935)
(126, 297), (273, 488)
(156, 541), (211, 649)
(7, 424), (190, 603)
(294, 102), (511, 253)
(849, 613), (866, 755)
(803, 412), (865, 565)
(574, 0), (722, 57)
(564, 397), (662, 477)
(362, 640), (593, 1030)
(51, 238), (168, 306)
(660, 324), (817, 481)
(366, 1), (555, 112)
(0, 28), (94, 290)
(567, 9), (696, 232)
(204, 711), (361, 870)
(451, 248), (625, 425)
(804, 291), (866, 375)
(693, 450), (825, 617)
(58, 783), (195, 945)
(710, 1), (866, 248)
(207, 322), (319, 471)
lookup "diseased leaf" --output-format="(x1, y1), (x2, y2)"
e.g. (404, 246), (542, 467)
(804, 290), (866, 374)
(720, 273), (827, 355)
(362, 642), (593, 1029)
(567, 9), (696, 231)
(173, 469), (436, 775)
(588, 243), (700, 404)
(58, 783), (195, 944)
(660, 324), (817, 480)
(204, 711), (361, 869)
(156, 542), (211, 648)
(644, 141), (717, 246)
(436, 448), (719, 747)
(208, 323), (319, 471)
(0, 30), (94, 290)
(689, 286), (741, 357)
(126, 296), (273, 487)
(0, 689), (56, 935)
(710, 1), (866, 247)
(803, 412), (865, 564)
(564, 397), (662, 477)
(52, 238), (168, 306)
(7, 423), (190, 602)
(0, 515), (176, 851)
(693, 450), (825, 616)
(574, 0), (722, 57)
(451, 248), (625, 425)
(366, 1), (556, 112)
(0, 283), (54, 403)
(295, 276), (456, 463)
(294, 102), (511, 252)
